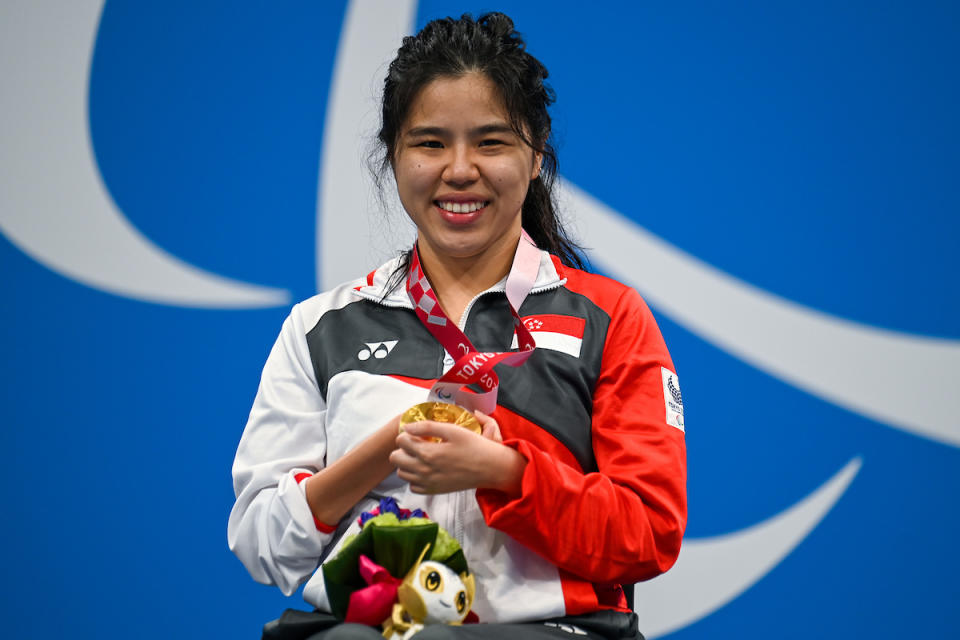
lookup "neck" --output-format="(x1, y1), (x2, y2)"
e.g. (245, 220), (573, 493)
(416, 236), (520, 326)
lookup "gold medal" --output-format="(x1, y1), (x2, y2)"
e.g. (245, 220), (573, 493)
(399, 402), (482, 438)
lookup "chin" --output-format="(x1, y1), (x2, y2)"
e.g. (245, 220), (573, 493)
(427, 234), (487, 259)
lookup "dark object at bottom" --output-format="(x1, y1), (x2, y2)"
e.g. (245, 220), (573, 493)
(262, 608), (644, 640)
(262, 609), (341, 640)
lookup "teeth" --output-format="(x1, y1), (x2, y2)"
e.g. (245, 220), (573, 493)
(438, 201), (487, 213)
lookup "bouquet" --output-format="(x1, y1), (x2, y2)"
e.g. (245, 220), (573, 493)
(322, 498), (476, 637)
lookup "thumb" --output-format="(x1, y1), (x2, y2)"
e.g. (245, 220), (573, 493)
(474, 410), (503, 443)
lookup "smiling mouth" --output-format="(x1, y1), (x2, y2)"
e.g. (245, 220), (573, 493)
(435, 200), (489, 213)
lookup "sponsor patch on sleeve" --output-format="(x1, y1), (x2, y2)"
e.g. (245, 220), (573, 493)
(661, 367), (685, 432)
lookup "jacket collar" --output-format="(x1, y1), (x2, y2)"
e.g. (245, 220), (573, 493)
(351, 249), (567, 309)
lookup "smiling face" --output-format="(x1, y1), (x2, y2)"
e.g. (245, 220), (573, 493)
(392, 72), (542, 273)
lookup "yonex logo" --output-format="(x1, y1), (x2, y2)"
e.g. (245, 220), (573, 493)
(357, 340), (398, 361)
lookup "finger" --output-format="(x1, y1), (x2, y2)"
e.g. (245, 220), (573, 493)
(396, 431), (438, 457)
(397, 467), (430, 485)
(474, 410), (502, 442)
(395, 431), (415, 453)
(395, 463), (433, 488)
(390, 447), (432, 473)
(402, 420), (466, 443)
(397, 421), (435, 442)
(396, 465), (435, 494)
(388, 447), (411, 468)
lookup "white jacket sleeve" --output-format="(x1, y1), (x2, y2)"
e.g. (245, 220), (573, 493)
(227, 304), (334, 595)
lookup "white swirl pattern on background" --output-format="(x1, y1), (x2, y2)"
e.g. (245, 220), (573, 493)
(562, 183), (960, 448)
(0, 0), (289, 308)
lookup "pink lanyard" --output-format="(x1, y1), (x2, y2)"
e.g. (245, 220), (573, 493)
(406, 231), (541, 414)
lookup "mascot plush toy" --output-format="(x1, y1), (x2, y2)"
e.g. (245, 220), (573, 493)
(383, 544), (475, 638)
(321, 498), (476, 637)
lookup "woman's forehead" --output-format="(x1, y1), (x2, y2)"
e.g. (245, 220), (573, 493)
(402, 72), (510, 130)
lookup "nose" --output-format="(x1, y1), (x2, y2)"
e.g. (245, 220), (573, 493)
(442, 144), (479, 186)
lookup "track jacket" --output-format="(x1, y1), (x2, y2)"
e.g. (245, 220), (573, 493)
(228, 250), (687, 623)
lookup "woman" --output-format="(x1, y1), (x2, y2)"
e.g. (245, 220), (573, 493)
(229, 13), (686, 640)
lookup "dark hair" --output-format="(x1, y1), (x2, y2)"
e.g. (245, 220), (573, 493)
(374, 12), (586, 277)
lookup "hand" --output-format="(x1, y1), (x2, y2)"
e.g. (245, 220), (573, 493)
(475, 409), (503, 443)
(390, 411), (524, 495)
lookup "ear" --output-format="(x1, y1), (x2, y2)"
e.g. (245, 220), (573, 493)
(397, 582), (428, 623)
(531, 151), (543, 180)
(402, 543), (432, 584)
(461, 571), (476, 610)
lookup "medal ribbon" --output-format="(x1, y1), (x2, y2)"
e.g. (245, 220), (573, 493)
(406, 231), (541, 414)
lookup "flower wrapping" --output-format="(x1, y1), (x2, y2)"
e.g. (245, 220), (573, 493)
(322, 498), (469, 622)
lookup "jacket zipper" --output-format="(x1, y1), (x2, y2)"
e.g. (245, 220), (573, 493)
(454, 490), (465, 544)
(457, 277), (567, 331)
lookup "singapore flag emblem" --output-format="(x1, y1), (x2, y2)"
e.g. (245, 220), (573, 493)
(511, 314), (586, 358)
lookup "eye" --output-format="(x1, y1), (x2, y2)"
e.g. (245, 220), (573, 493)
(421, 567), (443, 592)
(416, 140), (443, 149)
(479, 138), (505, 147)
(456, 590), (467, 613)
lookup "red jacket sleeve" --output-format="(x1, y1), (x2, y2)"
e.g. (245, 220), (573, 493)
(476, 286), (687, 584)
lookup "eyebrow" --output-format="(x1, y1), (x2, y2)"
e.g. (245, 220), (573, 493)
(404, 123), (517, 138)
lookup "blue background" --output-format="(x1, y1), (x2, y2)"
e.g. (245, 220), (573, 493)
(2, 1), (958, 638)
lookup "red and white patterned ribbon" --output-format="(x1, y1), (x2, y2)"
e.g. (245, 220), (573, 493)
(406, 231), (541, 414)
